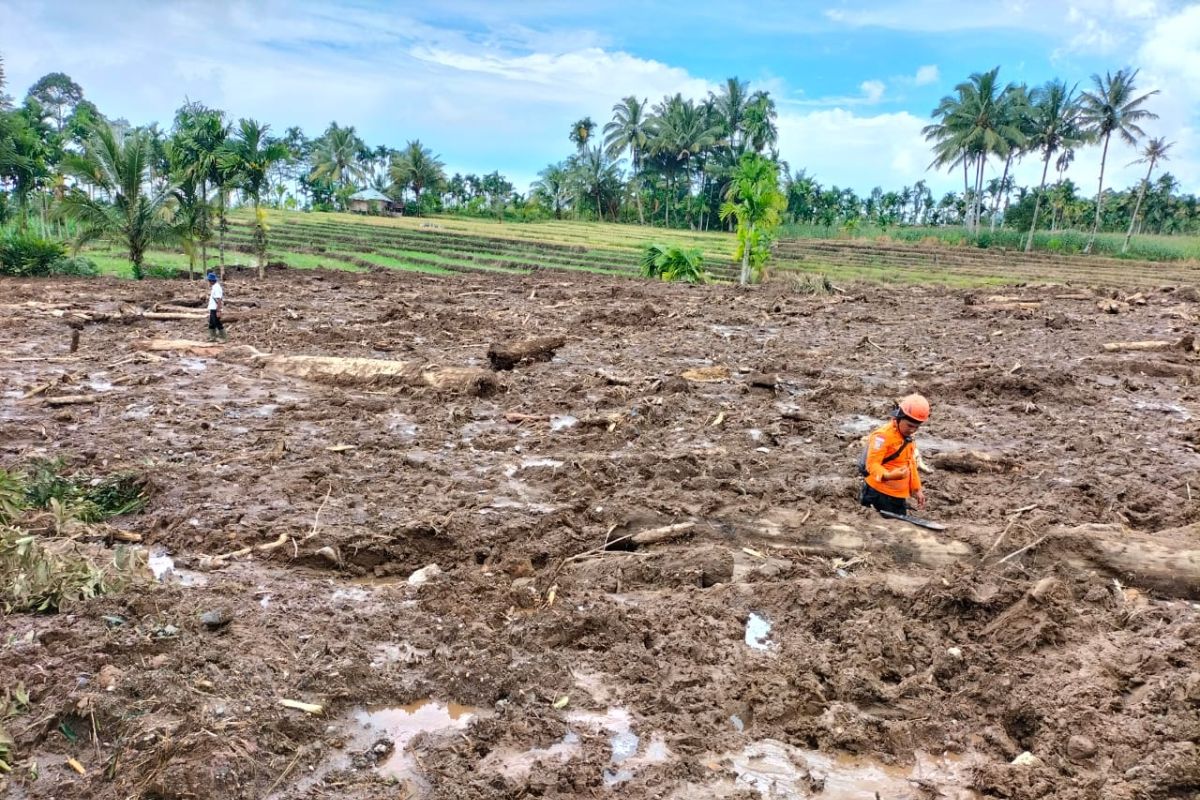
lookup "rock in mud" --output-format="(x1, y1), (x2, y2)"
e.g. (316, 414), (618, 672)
(1067, 735), (1097, 762)
(200, 608), (234, 629)
(408, 563), (443, 586)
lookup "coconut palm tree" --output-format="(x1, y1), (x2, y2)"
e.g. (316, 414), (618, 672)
(1023, 80), (1085, 250)
(603, 96), (650, 224)
(532, 162), (570, 219)
(309, 123), (367, 189)
(743, 91), (778, 154)
(219, 119), (288, 278)
(924, 68), (1020, 233)
(389, 140), (445, 214)
(1122, 136), (1173, 253)
(60, 123), (178, 279)
(1079, 68), (1159, 252)
(711, 77), (750, 156)
(649, 94), (720, 227)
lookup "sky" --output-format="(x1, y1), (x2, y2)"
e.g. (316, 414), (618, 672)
(1, 0), (1198, 198)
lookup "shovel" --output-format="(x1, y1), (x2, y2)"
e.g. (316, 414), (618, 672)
(878, 509), (947, 531)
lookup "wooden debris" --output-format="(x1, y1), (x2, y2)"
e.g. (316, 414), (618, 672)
(978, 302), (1042, 312)
(134, 339), (223, 355)
(927, 449), (1015, 474)
(279, 698), (324, 715)
(66, 757), (86, 775)
(44, 395), (98, 407)
(1097, 299), (1131, 314)
(630, 521), (698, 546)
(1102, 336), (1194, 353)
(325, 444), (358, 453)
(681, 365), (730, 382)
(487, 335), (566, 371)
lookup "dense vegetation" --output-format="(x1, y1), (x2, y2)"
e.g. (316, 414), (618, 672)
(0, 51), (1195, 285)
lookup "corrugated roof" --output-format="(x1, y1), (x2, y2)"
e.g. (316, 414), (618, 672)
(349, 188), (392, 202)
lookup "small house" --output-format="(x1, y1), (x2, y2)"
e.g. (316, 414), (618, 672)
(348, 188), (397, 215)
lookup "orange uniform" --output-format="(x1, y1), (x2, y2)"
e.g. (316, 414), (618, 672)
(863, 420), (922, 499)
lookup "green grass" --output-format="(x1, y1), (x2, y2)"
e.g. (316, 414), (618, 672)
(779, 222), (1200, 262)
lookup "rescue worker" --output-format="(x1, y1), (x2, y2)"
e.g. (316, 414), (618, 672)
(860, 393), (929, 516)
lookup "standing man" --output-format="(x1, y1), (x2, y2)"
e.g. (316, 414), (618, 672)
(206, 272), (226, 342)
(860, 393), (930, 516)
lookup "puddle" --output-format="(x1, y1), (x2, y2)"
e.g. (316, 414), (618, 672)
(550, 414), (578, 432)
(146, 548), (208, 587)
(87, 375), (114, 392)
(504, 457), (565, 477)
(254, 404), (279, 418)
(745, 613), (774, 650)
(486, 706), (671, 785)
(1131, 399), (1190, 419)
(682, 740), (979, 800)
(386, 412), (419, 438)
(838, 415), (881, 436)
(354, 701), (479, 783)
(179, 357), (208, 372)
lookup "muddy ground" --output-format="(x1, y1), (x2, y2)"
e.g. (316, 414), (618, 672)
(2, 266), (1199, 799)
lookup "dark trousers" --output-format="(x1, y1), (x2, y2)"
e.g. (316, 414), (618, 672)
(860, 482), (907, 516)
(208, 310), (224, 332)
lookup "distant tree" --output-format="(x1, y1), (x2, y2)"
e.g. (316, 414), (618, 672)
(0, 53), (14, 110)
(61, 124), (178, 279)
(603, 96), (650, 224)
(219, 118), (288, 277)
(27, 72), (83, 131)
(719, 153), (786, 284)
(1079, 68), (1158, 251)
(479, 171), (513, 222)
(389, 140), (445, 213)
(309, 123), (367, 190)
(1123, 136), (1172, 253)
(1023, 79), (1084, 250)
(532, 162), (570, 219)
(569, 117), (595, 152)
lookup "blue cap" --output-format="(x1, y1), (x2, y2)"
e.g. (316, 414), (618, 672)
(206, 272), (218, 282)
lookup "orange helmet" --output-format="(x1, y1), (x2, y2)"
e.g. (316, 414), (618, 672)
(897, 393), (931, 423)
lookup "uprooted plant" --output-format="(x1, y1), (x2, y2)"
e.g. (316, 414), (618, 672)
(0, 460), (149, 613)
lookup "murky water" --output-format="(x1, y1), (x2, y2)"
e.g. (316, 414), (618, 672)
(146, 548), (208, 587)
(550, 414), (578, 432)
(745, 613), (774, 650)
(838, 415), (881, 436)
(354, 700), (479, 781)
(678, 739), (980, 800)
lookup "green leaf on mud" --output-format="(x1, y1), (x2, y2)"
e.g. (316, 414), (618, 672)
(552, 695), (570, 709)
(57, 721), (77, 743)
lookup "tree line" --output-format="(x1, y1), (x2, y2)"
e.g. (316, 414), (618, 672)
(1, 53), (1196, 282)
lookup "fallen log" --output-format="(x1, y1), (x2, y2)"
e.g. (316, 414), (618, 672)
(44, 395), (98, 407)
(977, 302), (1042, 312)
(1102, 336), (1194, 353)
(630, 521), (697, 547)
(927, 449), (1016, 474)
(134, 339), (224, 356)
(254, 351), (497, 395)
(488, 335), (566, 371)
(142, 311), (245, 322)
(748, 509), (1200, 599)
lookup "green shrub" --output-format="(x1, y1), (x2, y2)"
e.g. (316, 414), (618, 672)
(142, 263), (183, 279)
(0, 231), (66, 276)
(50, 256), (99, 277)
(640, 243), (707, 284)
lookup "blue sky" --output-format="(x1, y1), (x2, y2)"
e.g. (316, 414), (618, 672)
(2, 0), (1197, 196)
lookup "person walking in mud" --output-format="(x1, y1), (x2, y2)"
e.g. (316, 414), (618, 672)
(859, 393), (929, 517)
(206, 272), (227, 342)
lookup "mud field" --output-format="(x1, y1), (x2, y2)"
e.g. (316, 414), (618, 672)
(2, 267), (1199, 800)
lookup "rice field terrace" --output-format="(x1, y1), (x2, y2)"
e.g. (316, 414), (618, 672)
(83, 210), (1200, 289)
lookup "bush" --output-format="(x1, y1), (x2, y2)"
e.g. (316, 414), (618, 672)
(0, 230), (66, 276)
(51, 256), (99, 277)
(640, 243), (707, 284)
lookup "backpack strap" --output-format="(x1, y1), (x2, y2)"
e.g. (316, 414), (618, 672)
(881, 439), (911, 465)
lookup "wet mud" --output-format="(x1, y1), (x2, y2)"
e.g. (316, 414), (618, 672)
(2, 269), (1199, 799)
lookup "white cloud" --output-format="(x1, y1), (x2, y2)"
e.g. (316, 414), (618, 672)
(860, 80), (886, 103)
(776, 108), (933, 189)
(913, 64), (940, 85)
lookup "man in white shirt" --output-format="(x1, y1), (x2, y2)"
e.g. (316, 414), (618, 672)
(206, 272), (226, 342)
